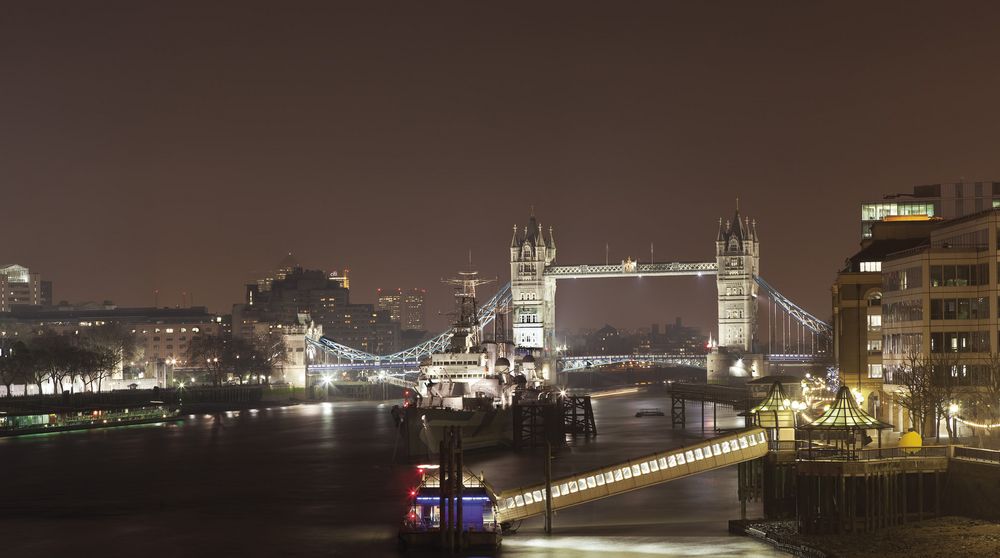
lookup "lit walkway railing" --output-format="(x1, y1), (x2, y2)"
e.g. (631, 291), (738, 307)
(495, 427), (768, 523)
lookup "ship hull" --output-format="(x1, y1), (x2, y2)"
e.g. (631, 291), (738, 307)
(397, 406), (512, 460)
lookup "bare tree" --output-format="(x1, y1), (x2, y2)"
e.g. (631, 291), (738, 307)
(926, 351), (964, 442)
(0, 340), (32, 397)
(30, 331), (76, 394)
(81, 324), (136, 391)
(229, 337), (255, 385)
(969, 352), (1000, 444)
(188, 333), (231, 386)
(252, 333), (288, 385)
(892, 350), (935, 436)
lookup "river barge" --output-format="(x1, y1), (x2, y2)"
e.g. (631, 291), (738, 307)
(0, 403), (181, 436)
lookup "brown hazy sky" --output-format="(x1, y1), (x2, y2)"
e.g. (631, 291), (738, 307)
(5, 2), (1000, 334)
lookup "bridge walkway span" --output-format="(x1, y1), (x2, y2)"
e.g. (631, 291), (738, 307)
(494, 426), (768, 523)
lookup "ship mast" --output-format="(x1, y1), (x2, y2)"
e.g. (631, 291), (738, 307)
(442, 258), (494, 353)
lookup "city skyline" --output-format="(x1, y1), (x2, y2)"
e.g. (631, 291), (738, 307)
(7, 2), (1000, 333)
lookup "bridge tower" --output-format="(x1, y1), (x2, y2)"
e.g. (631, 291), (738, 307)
(709, 205), (763, 382)
(510, 213), (557, 382)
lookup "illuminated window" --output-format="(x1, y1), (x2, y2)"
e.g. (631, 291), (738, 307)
(860, 261), (881, 272)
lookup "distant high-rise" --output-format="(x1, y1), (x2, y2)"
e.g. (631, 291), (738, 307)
(236, 263), (399, 353)
(0, 264), (45, 312)
(860, 181), (1000, 238)
(256, 252), (300, 293)
(377, 288), (426, 332)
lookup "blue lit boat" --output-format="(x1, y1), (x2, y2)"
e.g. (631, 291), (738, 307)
(398, 464), (502, 551)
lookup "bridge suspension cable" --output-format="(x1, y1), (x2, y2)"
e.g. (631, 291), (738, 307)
(308, 282), (513, 368)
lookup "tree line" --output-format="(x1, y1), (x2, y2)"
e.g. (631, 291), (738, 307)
(0, 326), (290, 396)
(186, 332), (288, 387)
(0, 324), (138, 397)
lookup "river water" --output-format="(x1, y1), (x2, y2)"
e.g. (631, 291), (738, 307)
(0, 394), (781, 557)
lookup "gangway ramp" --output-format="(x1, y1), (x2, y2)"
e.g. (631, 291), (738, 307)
(495, 427), (768, 523)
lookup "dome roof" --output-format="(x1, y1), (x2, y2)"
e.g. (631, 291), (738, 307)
(495, 357), (511, 368)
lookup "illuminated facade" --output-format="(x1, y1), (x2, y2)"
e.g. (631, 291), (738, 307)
(879, 209), (1000, 431)
(378, 288), (426, 332)
(2, 304), (223, 383)
(715, 208), (759, 352)
(861, 181), (1000, 238)
(509, 214), (557, 353)
(832, 219), (935, 425)
(0, 264), (48, 312)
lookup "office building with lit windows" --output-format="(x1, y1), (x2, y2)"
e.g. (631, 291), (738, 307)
(1, 304), (223, 384)
(0, 264), (50, 312)
(833, 219), (934, 427)
(860, 181), (1000, 238)
(377, 288), (426, 332)
(878, 208), (1000, 433)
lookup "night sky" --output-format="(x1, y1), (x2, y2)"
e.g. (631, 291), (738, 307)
(5, 2), (1000, 334)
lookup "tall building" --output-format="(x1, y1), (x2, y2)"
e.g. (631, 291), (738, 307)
(0, 264), (45, 312)
(376, 289), (402, 322)
(255, 252), (300, 293)
(244, 267), (350, 327)
(377, 288), (426, 331)
(510, 213), (557, 351)
(715, 208), (759, 352)
(240, 263), (398, 354)
(832, 219), (935, 424)
(860, 181), (1000, 238)
(879, 208), (1000, 432)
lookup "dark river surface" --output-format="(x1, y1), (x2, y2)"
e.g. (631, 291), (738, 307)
(0, 393), (781, 557)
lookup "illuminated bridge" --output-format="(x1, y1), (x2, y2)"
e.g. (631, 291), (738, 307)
(558, 354), (707, 372)
(493, 427), (768, 523)
(307, 207), (833, 381)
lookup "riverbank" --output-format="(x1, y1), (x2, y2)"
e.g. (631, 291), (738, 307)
(738, 517), (1000, 558)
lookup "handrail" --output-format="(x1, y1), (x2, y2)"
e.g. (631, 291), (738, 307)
(953, 445), (1000, 465)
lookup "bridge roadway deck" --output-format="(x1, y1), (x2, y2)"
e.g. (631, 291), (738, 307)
(544, 261), (717, 279)
(494, 427), (768, 523)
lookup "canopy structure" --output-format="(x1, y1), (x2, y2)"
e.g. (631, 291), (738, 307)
(750, 381), (797, 445)
(750, 381), (790, 414)
(802, 385), (892, 459)
(805, 386), (892, 431)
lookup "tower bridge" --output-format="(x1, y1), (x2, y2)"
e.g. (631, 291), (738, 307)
(307, 207), (832, 383)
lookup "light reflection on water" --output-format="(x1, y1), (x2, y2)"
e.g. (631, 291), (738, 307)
(0, 394), (781, 557)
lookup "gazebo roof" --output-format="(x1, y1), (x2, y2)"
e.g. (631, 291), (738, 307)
(750, 381), (790, 414)
(805, 386), (892, 430)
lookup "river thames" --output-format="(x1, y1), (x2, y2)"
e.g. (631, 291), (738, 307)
(0, 393), (781, 557)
